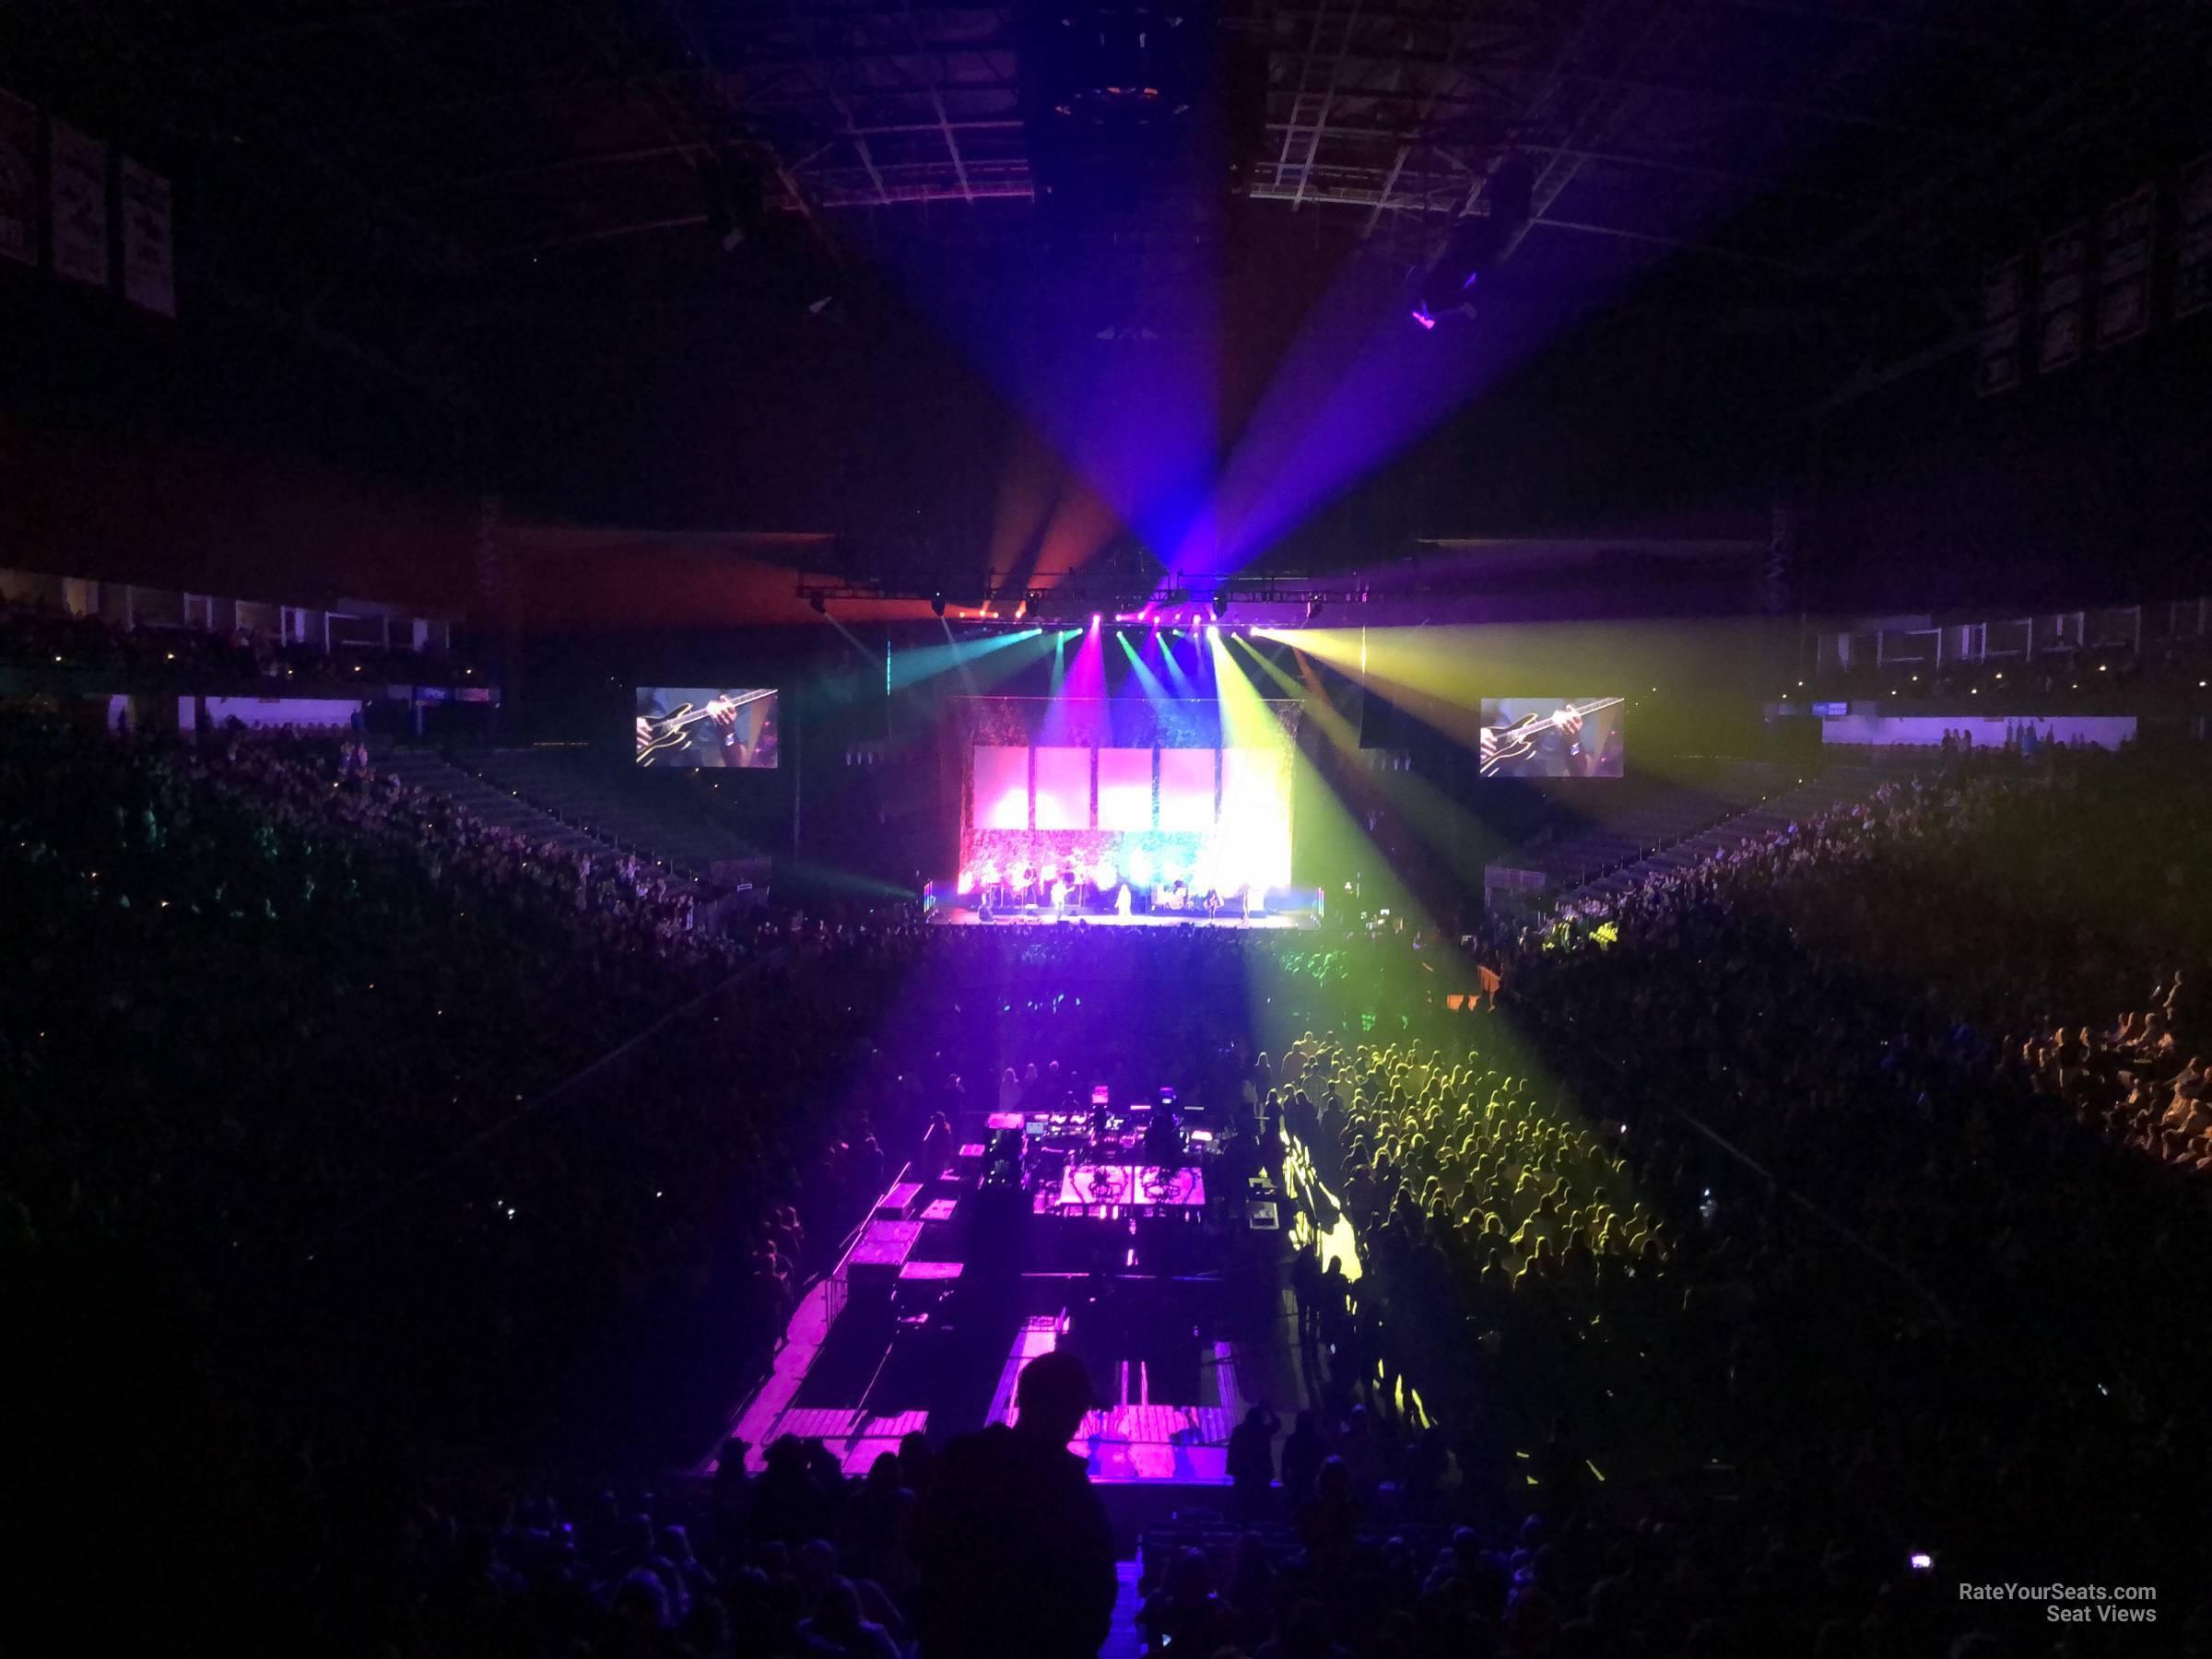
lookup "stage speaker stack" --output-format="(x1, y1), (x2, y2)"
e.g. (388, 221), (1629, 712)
(1359, 688), (1406, 749)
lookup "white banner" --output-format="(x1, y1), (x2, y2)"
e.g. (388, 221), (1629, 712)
(120, 158), (175, 316)
(48, 120), (108, 288)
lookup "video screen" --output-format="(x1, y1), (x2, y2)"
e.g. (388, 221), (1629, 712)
(634, 687), (779, 768)
(1478, 697), (1624, 778)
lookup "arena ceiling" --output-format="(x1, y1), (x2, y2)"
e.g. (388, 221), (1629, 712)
(4, 1), (2205, 582)
(11, 2), (2199, 358)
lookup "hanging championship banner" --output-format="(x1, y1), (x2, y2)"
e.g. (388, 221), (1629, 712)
(48, 120), (108, 287)
(2035, 221), (2087, 373)
(2176, 155), (2212, 321)
(0, 93), (39, 267)
(120, 158), (175, 316)
(1977, 253), (2024, 395)
(2095, 183), (2154, 348)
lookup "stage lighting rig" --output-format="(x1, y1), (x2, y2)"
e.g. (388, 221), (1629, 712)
(1410, 152), (1535, 333)
(796, 573), (1368, 621)
(1041, 5), (1199, 122)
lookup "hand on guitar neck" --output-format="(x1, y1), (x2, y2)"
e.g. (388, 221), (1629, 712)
(1479, 698), (1624, 777)
(635, 689), (772, 766)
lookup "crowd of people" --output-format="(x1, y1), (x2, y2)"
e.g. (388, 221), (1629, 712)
(2, 715), (756, 1244)
(10, 706), (2211, 1654)
(3, 709), (952, 1649)
(1314, 747), (2212, 1645)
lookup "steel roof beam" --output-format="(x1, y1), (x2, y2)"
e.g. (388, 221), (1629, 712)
(900, 0), (974, 204)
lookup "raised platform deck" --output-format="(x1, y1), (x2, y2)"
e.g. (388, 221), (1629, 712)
(699, 1156), (1317, 1494)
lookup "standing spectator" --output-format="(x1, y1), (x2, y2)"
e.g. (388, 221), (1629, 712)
(1281, 1409), (1329, 1510)
(1227, 1404), (1281, 1519)
(913, 1349), (1117, 1659)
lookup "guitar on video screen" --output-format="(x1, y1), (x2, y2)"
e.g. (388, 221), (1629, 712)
(1478, 697), (1625, 777)
(635, 688), (776, 765)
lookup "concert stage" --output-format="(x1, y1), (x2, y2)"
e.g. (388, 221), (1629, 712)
(927, 905), (1318, 930)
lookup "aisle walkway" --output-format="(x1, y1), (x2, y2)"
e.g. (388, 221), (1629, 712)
(1101, 1560), (1147, 1659)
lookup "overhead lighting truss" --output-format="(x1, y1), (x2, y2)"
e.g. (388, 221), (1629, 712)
(795, 573), (1374, 617)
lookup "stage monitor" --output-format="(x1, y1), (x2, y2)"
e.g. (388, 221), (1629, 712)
(635, 688), (780, 768)
(1478, 697), (1625, 779)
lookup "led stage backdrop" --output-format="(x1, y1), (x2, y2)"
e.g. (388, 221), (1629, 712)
(953, 697), (1298, 897)
(635, 688), (780, 768)
(1477, 697), (1625, 779)
(973, 745), (1031, 827)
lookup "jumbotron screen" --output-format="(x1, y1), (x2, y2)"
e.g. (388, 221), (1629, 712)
(1478, 697), (1625, 779)
(634, 688), (780, 768)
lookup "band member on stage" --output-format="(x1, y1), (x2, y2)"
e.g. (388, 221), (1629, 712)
(1116, 882), (1133, 918)
(1202, 886), (1223, 919)
(1143, 1106), (1186, 1166)
(1013, 864), (1035, 904)
(1166, 878), (1188, 912)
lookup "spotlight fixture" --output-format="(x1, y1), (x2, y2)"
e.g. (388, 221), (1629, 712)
(1209, 593), (1229, 620)
(1410, 152), (1534, 333)
(1306, 597), (1324, 621)
(930, 594), (947, 618)
(808, 594), (828, 616)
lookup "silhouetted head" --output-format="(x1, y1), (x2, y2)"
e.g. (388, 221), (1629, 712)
(811, 1577), (863, 1638)
(1015, 1347), (1094, 1448)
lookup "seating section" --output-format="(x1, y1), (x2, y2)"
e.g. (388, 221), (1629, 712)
(471, 748), (767, 878)
(1557, 764), (1887, 905)
(371, 745), (770, 880)
(377, 750), (609, 858)
(1514, 761), (1782, 889)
